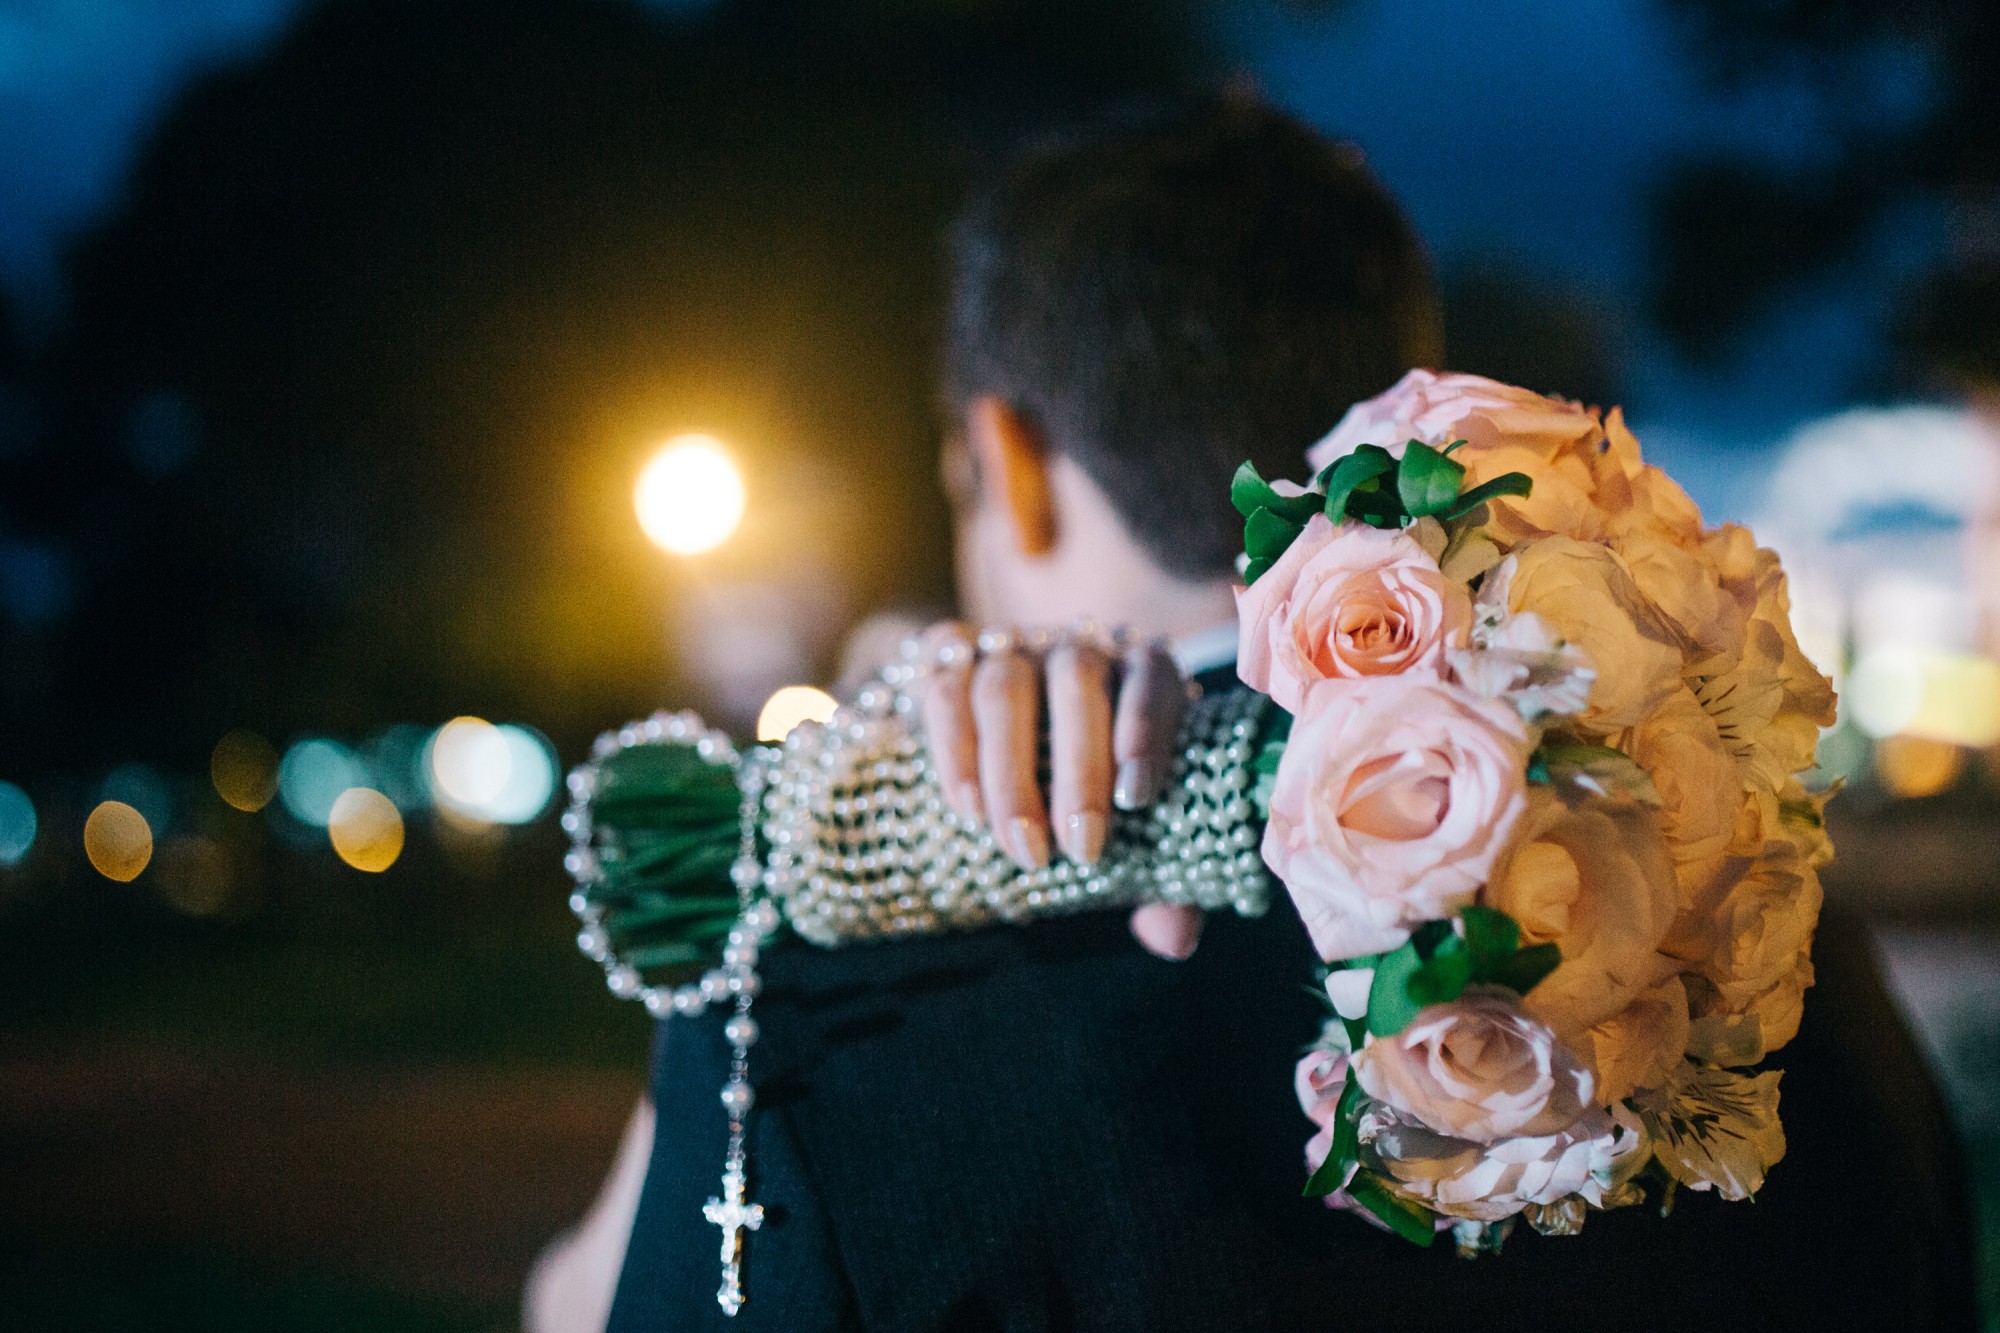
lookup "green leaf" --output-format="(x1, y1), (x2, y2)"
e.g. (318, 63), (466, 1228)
(1396, 441), (1468, 518)
(1460, 904), (1521, 962)
(1230, 460), (1279, 518)
(1779, 797), (1824, 828)
(1347, 1171), (1437, 1247)
(1534, 742), (1660, 805)
(1439, 470), (1534, 521)
(1407, 950), (1472, 1008)
(1320, 445), (1398, 524)
(1303, 1073), (1365, 1197)
(1486, 941), (1562, 997)
(1242, 555), (1276, 586)
(1346, 492), (1406, 529)
(1409, 919), (1455, 958)
(1342, 1014), (1368, 1051)
(1231, 460), (1323, 523)
(1442, 439), (1469, 457)
(1366, 940), (1426, 1037)
(1243, 506), (1306, 561)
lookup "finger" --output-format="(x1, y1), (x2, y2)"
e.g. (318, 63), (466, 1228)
(916, 623), (982, 824)
(1046, 641), (1114, 864)
(1113, 641), (1189, 810)
(1131, 903), (1204, 961)
(973, 646), (1049, 869)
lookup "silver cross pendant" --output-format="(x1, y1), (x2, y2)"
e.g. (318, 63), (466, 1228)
(704, 1162), (764, 1316)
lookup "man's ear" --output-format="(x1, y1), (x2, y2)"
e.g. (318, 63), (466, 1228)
(965, 396), (1057, 557)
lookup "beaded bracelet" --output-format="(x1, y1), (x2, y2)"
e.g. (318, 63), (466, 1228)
(560, 637), (1275, 1317)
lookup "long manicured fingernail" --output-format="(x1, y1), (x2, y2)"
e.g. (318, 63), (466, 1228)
(1132, 903), (1203, 961)
(1114, 759), (1159, 811)
(1008, 817), (1050, 869)
(954, 782), (984, 825)
(1061, 811), (1107, 865)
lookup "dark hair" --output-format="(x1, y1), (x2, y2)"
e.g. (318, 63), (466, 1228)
(946, 97), (1442, 579)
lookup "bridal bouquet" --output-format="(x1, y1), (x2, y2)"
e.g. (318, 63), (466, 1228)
(1233, 371), (1835, 1253)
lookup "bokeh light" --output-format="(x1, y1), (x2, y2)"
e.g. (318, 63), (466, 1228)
(1907, 655), (2000, 748)
(100, 762), (173, 837)
(1875, 736), (1967, 801)
(634, 434), (745, 556)
(1849, 647), (2000, 747)
(84, 800), (153, 881)
(0, 781), (36, 867)
(428, 716), (510, 810)
(154, 834), (233, 916)
(361, 723), (433, 810)
(426, 718), (555, 824)
(757, 685), (839, 742)
(277, 737), (364, 827)
(482, 725), (558, 824)
(328, 787), (405, 872)
(211, 730), (280, 811)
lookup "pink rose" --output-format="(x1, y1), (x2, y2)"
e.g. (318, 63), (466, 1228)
(1236, 515), (1471, 712)
(1296, 1045), (1351, 1129)
(1353, 989), (1595, 1144)
(1358, 1102), (1621, 1223)
(1263, 676), (1533, 960)
(1305, 370), (1611, 546)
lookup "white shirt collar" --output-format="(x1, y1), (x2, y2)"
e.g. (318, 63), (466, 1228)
(1170, 622), (1239, 679)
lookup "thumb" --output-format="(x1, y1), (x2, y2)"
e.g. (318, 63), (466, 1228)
(1130, 903), (1204, 961)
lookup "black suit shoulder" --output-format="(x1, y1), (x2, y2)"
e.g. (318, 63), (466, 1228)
(610, 894), (1976, 1332)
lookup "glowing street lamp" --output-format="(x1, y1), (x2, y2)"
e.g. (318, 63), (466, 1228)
(635, 434), (746, 556)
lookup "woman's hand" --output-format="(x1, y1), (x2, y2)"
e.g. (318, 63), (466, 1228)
(910, 622), (1206, 961)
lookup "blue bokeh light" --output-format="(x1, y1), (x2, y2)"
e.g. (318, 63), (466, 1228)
(277, 737), (363, 827)
(0, 781), (36, 866)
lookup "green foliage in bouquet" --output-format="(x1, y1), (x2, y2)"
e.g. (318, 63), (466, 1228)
(1231, 444), (1534, 585)
(579, 742), (750, 977)
(1301, 904), (1563, 1243)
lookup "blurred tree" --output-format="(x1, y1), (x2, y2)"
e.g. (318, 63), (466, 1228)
(1649, 0), (2000, 388)
(22, 0), (1213, 772)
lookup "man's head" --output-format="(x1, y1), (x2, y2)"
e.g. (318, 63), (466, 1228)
(944, 96), (1441, 631)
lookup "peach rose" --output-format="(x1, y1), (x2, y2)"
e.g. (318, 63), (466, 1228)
(1358, 1102), (1621, 1223)
(1354, 989), (1595, 1144)
(1619, 686), (1741, 875)
(1598, 407), (1707, 550)
(1305, 370), (1612, 547)
(1495, 538), (1685, 733)
(1236, 515), (1470, 713)
(1612, 525), (1741, 663)
(1703, 840), (1823, 1013)
(1480, 792), (1679, 1041)
(1697, 525), (1837, 791)
(1587, 976), (1691, 1104)
(1263, 676), (1532, 960)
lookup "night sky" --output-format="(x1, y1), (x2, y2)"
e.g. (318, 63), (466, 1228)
(0, 0), (1937, 516)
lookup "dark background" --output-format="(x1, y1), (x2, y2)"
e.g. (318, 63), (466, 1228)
(1, 1), (1997, 1329)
